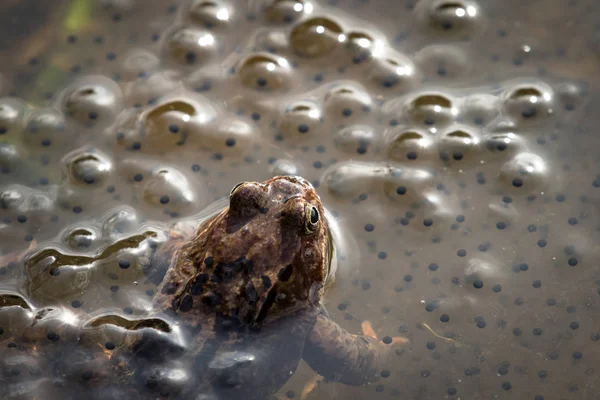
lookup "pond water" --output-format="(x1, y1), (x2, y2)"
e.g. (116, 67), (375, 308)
(0, 0), (599, 399)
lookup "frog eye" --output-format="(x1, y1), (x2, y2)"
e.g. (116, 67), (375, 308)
(230, 182), (246, 197)
(306, 206), (320, 233)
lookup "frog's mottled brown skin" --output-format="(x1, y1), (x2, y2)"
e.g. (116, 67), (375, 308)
(0, 176), (397, 400)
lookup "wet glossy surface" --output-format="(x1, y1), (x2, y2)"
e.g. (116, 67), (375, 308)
(0, 0), (599, 399)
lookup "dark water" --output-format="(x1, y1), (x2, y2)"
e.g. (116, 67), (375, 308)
(0, 0), (599, 399)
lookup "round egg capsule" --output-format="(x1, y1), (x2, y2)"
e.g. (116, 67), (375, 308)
(120, 49), (161, 82)
(414, 44), (471, 80)
(498, 152), (550, 193)
(277, 100), (323, 141)
(381, 167), (436, 209)
(555, 82), (586, 112)
(459, 93), (500, 126)
(187, 0), (232, 28)
(334, 124), (377, 155)
(364, 53), (418, 92)
(502, 81), (555, 125)
(0, 142), (21, 173)
(320, 161), (391, 201)
(322, 83), (373, 124)
(344, 31), (376, 64)
(437, 124), (481, 165)
(270, 159), (302, 176)
(123, 70), (185, 108)
(192, 116), (259, 157)
(101, 206), (140, 237)
(21, 108), (67, 149)
(290, 17), (344, 59)
(63, 227), (97, 250)
(482, 122), (527, 158)
(416, 0), (482, 37)
(402, 91), (458, 127)
(385, 127), (434, 162)
(0, 186), (25, 210)
(135, 94), (217, 153)
(163, 26), (218, 67)
(141, 167), (197, 213)
(238, 53), (294, 92)
(59, 76), (124, 128)
(62, 148), (113, 188)
(252, 30), (291, 54)
(0, 97), (28, 138)
(264, 0), (311, 24)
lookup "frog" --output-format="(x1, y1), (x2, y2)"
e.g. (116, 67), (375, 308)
(0, 175), (405, 400)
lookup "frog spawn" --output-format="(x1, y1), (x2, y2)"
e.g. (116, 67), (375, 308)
(0, 0), (596, 399)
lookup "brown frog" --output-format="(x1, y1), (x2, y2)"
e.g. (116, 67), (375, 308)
(0, 176), (404, 400)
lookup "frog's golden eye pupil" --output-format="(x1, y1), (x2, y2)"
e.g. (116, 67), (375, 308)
(310, 207), (319, 224)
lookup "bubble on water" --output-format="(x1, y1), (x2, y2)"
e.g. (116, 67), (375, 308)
(63, 227), (97, 250)
(323, 83), (373, 124)
(365, 53), (419, 92)
(238, 53), (294, 92)
(0, 98), (28, 137)
(416, 0), (482, 37)
(270, 159), (302, 176)
(120, 49), (161, 81)
(414, 44), (471, 79)
(187, 0), (232, 28)
(62, 148), (113, 188)
(290, 17), (344, 59)
(385, 127), (434, 162)
(334, 124), (378, 155)
(498, 152), (550, 192)
(141, 167), (196, 212)
(278, 100), (323, 141)
(59, 76), (124, 128)
(437, 124), (481, 165)
(163, 26), (218, 67)
(502, 80), (555, 124)
(22, 108), (66, 149)
(264, 0), (309, 24)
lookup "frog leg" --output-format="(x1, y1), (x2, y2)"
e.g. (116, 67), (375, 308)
(302, 314), (408, 386)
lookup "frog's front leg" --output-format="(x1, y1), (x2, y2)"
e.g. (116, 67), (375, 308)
(302, 313), (407, 386)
